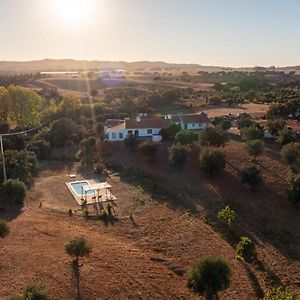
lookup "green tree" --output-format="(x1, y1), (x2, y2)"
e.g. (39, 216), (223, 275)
(0, 86), (10, 125)
(235, 236), (255, 262)
(138, 141), (158, 159)
(245, 139), (264, 161)
(59, 94), (80, 112)
(200, 127), (228, 147)
(266, 118), (286, 136)
(124, 133), (137, 150)
(10, 282), (50, 300)
(168, 144), (188, 168)
(76, 137), (97, 166)
(280, 143), (299, 168)
(276, 128), (295, 146)
(166, 123), (181, 139)
(90, 89), (98, 101)
(175, 130), (198, 145)
(217, 206), (235, 227)
(3, 179), (26, 205)
(241, 125), (264, 141)
(240, 163), (262, 191)
(198, 148), (226, 176)
(65, 236), (92, 266)
(48, 118), (77, 147)
(287, 174), (300, 204)
(212, 116), (232, 131)
(261, 286), (294, 300)
(0, 220), (9, 238)
(187, 256), (231, 300)
(8, 86), (42, 128)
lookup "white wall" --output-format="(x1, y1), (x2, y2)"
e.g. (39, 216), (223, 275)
(107, 127), (162, 141)
(185, 123), (207, 130)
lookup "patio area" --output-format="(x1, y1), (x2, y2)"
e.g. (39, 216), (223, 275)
(66, 179), (117, 206)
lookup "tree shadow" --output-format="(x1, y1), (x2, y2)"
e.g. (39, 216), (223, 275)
(71, 260), (81, 300)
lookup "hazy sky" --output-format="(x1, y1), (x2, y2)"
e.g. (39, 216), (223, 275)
(0, 0), (300, 67)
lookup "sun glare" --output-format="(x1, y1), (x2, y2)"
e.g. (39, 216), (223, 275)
(53, 0), (96, 27)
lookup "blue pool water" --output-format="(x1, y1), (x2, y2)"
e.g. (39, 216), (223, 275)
(71, 181), (95, 196)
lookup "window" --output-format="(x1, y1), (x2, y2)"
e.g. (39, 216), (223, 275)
(119, 133), (123, 139)
(128, 130), (133, 134)
(147, 129), (153, 134)
(112, 133), (116, 139)
(192, 123), (195, 127)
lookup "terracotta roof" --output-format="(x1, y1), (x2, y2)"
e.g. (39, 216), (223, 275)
(125, 118), (172, 129)
(172, 113), (211, 124)
(107, 122), (125, 132)
(104, 119), (124, 128)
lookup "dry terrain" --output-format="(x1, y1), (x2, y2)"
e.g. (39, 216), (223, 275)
(0, 161), (257, 299)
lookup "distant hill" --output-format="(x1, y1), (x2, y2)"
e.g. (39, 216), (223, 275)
(0, 59), (232, 74)
(0, 58), (299, 74)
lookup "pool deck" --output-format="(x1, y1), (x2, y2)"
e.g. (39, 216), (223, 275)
(65, 179), (117, 206)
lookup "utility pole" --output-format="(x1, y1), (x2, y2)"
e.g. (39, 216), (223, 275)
(0, 134), (7, 181)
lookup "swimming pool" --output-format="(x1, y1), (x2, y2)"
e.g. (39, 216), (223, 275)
(70, 181), (95, 196)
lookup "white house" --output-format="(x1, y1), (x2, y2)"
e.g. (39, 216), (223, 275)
(105, 116), (172, 141)
(104, 113), (212, 142)
(170, 112), (212, 130)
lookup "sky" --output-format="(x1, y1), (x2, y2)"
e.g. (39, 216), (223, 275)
(0, 0), (300, 67)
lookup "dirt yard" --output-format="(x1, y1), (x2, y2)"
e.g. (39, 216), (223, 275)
(0, 160), (258, 299)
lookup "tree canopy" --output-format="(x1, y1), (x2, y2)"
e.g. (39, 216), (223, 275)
(187, 256), (231, 300)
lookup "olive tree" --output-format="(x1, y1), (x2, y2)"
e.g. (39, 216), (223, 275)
(280, 143), (299, 168)
(187, 256), (231, 300)
(240, 163), (262, 191)
(200, 127), (228, 148)
(245, 139), (264, 161)
(198, 148), (226, 176)
(65, 236), (92, 266)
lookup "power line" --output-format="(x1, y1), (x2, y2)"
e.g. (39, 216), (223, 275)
(0, 120), (51, 181)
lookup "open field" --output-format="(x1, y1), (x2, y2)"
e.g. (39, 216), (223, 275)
(0, 161), (257, 300)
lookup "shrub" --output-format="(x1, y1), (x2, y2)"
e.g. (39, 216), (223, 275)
(241, 125), (264, 141)
(287, 174), (300, 204)
(281, 143), (299, 167)
(65, 236), (92, 265)
(212, 116), (232, 131)
(10, 282), (50, 300)
(261, 286), (294, 300)
(175, 130), (198, 145)
(240, 163), (262, 191)
(235, 236), (255, 261)
(276, 128), (295, 146)
(0, 220), (9, 238)
(187, 256), (231, 299)
(217, 206), (235, 227)
(124, 133), (137, 150)
(200, 127), (228, 147)
(245, 139), (264, 160)
(168, 144), (188, 168)
(138, 141), (158, 159)
(266, 118), (286, 136)
(198, 148), (226, 176)
(3, 179), (26, 204)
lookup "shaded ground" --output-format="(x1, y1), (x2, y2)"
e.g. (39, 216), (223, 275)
(104, 139), (300, 297)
